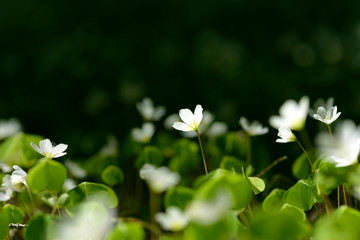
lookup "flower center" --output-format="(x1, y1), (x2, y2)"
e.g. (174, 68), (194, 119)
(44, 152), (55, 159)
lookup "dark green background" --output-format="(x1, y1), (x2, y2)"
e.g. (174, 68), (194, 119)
(1, 0), (360, 157)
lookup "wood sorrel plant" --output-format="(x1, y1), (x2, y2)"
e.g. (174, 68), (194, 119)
(0, 96), (360, 240)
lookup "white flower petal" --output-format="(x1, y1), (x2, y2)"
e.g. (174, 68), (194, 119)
(194, 105), (203, 126)
(52, 144), (68, 155)
(40, 139), (53, 154)
(31, 142), (43, 154)
(173, 122), (191, 132)
(179, 109), (194, 126)
(53, 152), (67, 158)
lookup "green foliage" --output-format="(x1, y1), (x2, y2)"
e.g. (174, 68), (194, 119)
(169, 139), (201, 174)
(0, 133), (43, 167)
(247, 177), (266, 195)
(3, 204), (25, 223)
(262, 189), (286, 213)
(279, 203), (306, 222)
(27, 159), (67, 193)
(184, 212), (240, 240)
(292, 153), (311, 180)
(164, 186), (194, 210)
(106, 222), (145, 240)
(0, 208), (9, 240)
(101, 165), (124, 186)
(283, 180), (314, 211)
(195, 170), (252, 210)
(219, 155), (246, 173)
(66, 182), (118, 209)
(24, 214), (56, 240)
(136, 146), (164, 168)
(313, 206), (360, 240)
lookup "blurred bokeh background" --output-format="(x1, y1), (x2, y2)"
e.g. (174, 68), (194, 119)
(1, 0), (360, 159)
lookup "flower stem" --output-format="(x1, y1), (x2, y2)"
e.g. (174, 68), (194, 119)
(337, 186), (340, 208)
(342, 184), (347, 206)
(296, 139), (314, 172)
(246, 135), (252, 166)
(25, 185), (35, 215)
(149, 190), (161, 240)
(196, 131), (208, 176)
(327, 124), (333, 140)
(255, 156), (287, 177)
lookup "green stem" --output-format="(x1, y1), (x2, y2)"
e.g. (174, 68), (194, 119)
(296, 139), (314, 172)
(246, 135), (252, 166)
(25, 185), (35, 215)
(255, 156), (287, 177)
(337, 186), (340, 208)
(327, 124), (333, 140)
(342, 185), (347, 206)
(149, 190), (161, 240)
(196, 131), (208, 176)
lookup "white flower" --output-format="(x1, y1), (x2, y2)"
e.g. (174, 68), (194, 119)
(31, 139), (68, 159)
(269, 96), (309, 131)
(240, 117), (268, 136)
(312, 99), (341, 126)
(136, 97), (166, 121)
(182, 110), (214, 138)
(207, 122), (228, 138)
(139, 164), (180, 193)
(155, 207), (189, 232)
(0, 175), (13, 201)
(65, 160), (87, 179)
(173, 105), (203, 132)
(0, 118), (22, 140)
(131, 123), (155, 143)
(0, 163), (12, 173)
(10, 165), (27, 192)
(55, 201), (114, 240)
(276, 127), (297, 143)
(316, 120), (360, 167)
(63, 178), (77, 191)
(185, 191), (232, 226)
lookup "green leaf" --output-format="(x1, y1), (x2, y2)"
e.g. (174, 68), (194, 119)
(184, 212), (239, 240)
(247, 177), (266, 195)
(292, 153), (311, 180)
(169, 139), (201, 174)
(280, 203), (306, 222)
(314, 206), (360, 240)
(135, 146), (164, 168)
(24, 214), (56, 240)
(195, 170), (252, 210)
(66, 182), (118, 209)
(106, 222), (145, 240)
(27, 159), (67, 193)
(164, 186), (194, 210)
(0, 208), (9, 240)
(283, 180), (314, 211)
(101, 165), (124, 186)
(3, 204), (25, 223)
(262, 189), (286, 213)
(0, 133), (43, 167)
(219, 155), (246, 174)
(250, 211), (311, 240)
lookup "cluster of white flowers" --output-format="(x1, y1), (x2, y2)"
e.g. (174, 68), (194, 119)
(0, 165), (28, 201)
(154, 190), (232, 232)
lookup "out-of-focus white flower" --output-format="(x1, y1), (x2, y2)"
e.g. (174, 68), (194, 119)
(0, 119), (22, 140)
(173, 105), (203, 132)
(63, 178), (77, 191)
(155, 206), (189, 232)
(65, 160), (87, 179)
(139, 164), (180, 193)
(0, 175), (13, 201)
(99, 136), (118, 157)
(136, 97), (166, 121)
(207, 122), (228, 138)
(309, 97), (334, 117)
(55, 201), (114, 240)
(31, 139), (68, 159)
(0, 163), (12, 173)
(313, 106), (341, 125)
(131, 123), (155, 143)
(269, 96), (309, 131)
(316, 120), (360, 167)
(276, 127), (297, 143)
(240, 117), (268, 136)
(185, 191), (232, 226)
(164, 113), (181, 130)
(11, 165), (27, 192)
